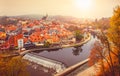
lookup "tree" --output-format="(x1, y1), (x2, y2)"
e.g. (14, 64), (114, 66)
(109, 6), (120, 67)
(74, 30), (83, 42)
(109, 6), (120, 75)
(89, 6), (120, 76)
(89, 30), (119, 76)
(0, 56), (29, 76)
(92, 18), (110, 30)
(89, 41), (109, 76)
(44, 41), (51, 48)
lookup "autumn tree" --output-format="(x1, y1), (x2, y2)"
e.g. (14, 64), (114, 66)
(91, 18), (110, 30)
(0, 56), (29, 76)
(108, 6), (120, 75)
(89, 6), (120, 76)
(89, 41), (111, 76)
(109, 6), (120, 66)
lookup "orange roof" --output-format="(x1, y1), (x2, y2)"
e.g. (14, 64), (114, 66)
(29, 32), (42, 42)
(34, 28), (40, 32)
(6, 25), (17, 31)
(44, 34), (51, 39)
(28, 23), (34, 27)
(52, 36), (60, 42)
(23, 37), (28, 43)
(0, 32), (6, 39)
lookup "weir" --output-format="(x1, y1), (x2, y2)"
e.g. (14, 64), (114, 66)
(23, 53), (66, 73)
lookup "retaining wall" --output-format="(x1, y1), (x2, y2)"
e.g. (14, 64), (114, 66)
(23, 53), (66, 73)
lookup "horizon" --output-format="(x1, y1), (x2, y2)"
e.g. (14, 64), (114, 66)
(0, 14), (111, 20)
(0, 0), (120, 19)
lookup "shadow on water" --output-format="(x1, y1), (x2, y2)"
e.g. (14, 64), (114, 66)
(27, 35), (99, 76)
(34, 47), (83, 56)
(72, 47), (83, 56)
(32, 35), (98, 67)
(34, 48), (61, 53)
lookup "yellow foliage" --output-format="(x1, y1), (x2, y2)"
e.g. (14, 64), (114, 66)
(109, 6), (120, 49)
(0, 56), (29, 76)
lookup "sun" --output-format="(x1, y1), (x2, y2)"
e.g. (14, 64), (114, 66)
(75, 0), (92, 10)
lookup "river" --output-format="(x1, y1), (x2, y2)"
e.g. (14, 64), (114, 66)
(27, 35), (98, 76)
(34, 35), (98, 67)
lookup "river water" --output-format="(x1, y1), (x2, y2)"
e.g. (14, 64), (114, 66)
(34, 35), (98, 67)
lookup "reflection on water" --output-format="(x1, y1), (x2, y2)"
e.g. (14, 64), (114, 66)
(34, 48), (62, 53)
(33, 35), (98, 67)
(72, 47), (82, 56)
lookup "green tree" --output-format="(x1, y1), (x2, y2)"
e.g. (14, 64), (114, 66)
(44, 41), (51, 48)
(74, 30), (83, 42)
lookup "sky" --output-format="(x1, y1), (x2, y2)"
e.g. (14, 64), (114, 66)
(0, 0), (119, 19)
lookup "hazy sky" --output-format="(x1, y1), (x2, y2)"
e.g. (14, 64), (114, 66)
(0, 0), (119, 19)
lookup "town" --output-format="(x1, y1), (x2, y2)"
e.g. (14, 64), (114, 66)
(0, 15), (91, 52)
(0, 0), (120, 76)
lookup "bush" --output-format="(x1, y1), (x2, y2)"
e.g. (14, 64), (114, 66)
(44, 41), (51, 48)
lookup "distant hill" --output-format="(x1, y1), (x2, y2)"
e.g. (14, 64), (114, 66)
(15, 14), (43, 19)
(0, 16), (18, 25)
(0, 14), (93, 25)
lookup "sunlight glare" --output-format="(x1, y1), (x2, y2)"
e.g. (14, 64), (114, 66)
(75, 0), (92, 11)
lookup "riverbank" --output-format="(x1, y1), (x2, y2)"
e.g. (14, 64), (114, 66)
(62, 34), (91, 48)
(54, 59), (89, 76)
(20, 33), (91, 56)
(23, 35), (97, 76)
(75, 65), (97, 76)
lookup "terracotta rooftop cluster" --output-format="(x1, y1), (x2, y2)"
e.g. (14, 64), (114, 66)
(22, 19), (73, 44)
(0, 18), (73, 48)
